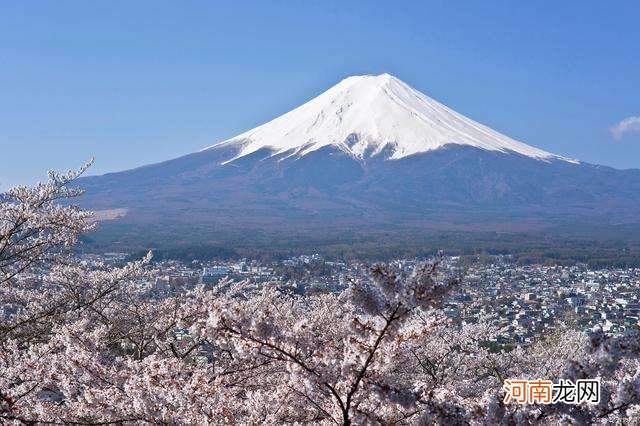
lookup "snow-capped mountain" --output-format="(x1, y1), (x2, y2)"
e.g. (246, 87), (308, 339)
(77, 74), (640, 247)
(210, 73), (573, 163)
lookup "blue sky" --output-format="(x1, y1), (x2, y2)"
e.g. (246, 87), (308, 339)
(1, 1), (639, 189)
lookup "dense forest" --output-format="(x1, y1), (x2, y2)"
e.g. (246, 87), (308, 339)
(100, 226), (640, 267)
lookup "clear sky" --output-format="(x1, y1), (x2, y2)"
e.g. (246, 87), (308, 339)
(1, 1), (639, 189)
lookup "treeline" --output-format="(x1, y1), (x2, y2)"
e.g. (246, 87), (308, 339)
(101, 230), (640, 268)
(125, 245), (237, 262)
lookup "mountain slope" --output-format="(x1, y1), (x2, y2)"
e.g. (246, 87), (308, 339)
(77, 74), (640, 246)
(209, 73), (573, 163)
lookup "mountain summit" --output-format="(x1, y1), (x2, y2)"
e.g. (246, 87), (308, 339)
(78, 74), (640, 247)
(210, 73), (571, 163)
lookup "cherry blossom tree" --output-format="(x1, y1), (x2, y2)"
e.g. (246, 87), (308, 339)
(1, 164), (639, 425)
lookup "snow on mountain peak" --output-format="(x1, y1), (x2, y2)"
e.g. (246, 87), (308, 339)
(207, 73), (575, 163)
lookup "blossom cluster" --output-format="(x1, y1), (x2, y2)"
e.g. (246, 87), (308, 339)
(1, 165), (639, 424)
